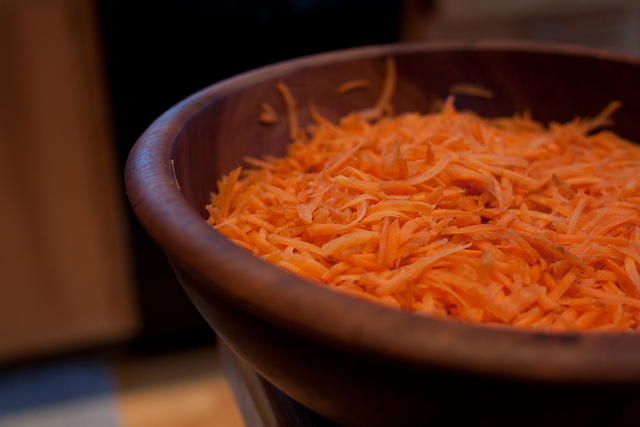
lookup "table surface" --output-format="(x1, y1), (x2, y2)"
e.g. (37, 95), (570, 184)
(0, 342), (245, 427)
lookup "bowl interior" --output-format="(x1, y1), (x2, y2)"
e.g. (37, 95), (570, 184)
(172, 42), (640, 218)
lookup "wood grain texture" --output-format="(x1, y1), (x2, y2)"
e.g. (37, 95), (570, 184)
(0, 0), (139, 363)
(125, 42), (640, 426)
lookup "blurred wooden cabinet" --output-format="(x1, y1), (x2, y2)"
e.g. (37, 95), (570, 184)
(401, 0), (640, 54)
(0, 0), (139, 363)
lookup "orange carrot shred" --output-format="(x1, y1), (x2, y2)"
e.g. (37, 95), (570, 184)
(206, 60), (640, 332)
(449, 83), (494, 99)
(337, 78), (371, 93)
(276, 82), (299, 140)
(259, 101), (279, 124)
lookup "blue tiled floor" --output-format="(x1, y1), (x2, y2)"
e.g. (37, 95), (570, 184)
(0, 357), (121, 427)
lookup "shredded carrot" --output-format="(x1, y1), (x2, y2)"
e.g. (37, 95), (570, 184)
(449, 83), (495, 99)
(276, 82), (298, 140)
(259, 101), (279, 124)
(170, 159), (180, 190)
(337, 78), (371, 93)
(207, 58), (640, 332)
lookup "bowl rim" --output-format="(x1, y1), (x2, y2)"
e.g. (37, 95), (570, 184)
(125, 39), (640, 384)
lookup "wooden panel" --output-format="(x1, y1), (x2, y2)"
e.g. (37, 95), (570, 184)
(0, 0), (139, 362)
(401, 0), (640, 54)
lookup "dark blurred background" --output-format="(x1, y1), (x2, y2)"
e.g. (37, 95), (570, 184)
(2, 0), (640, 364)
(97, 0), (404, 352)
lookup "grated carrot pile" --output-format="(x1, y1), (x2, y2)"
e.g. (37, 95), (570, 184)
(206, 62), (640, 332)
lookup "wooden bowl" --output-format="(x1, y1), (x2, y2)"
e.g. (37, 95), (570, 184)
(125, 41), (640, 426)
